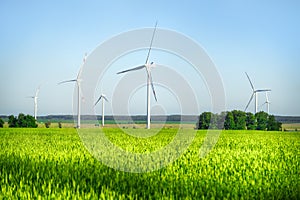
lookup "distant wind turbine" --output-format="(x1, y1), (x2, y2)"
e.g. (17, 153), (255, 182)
(59, 53), (87, 128)
(28, 85), (41, 120)
(244, 72), (271, 113)
(94, 94), (108, 127)
(117, 21), (158, 129)
(261, 91), (271, 114)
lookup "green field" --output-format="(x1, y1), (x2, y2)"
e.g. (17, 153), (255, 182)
(0, 128), (299, 199)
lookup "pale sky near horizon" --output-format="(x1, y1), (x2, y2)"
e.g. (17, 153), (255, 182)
(0, 1), (299, 116)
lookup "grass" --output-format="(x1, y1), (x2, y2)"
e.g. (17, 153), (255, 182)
(0, 128), (299, 199)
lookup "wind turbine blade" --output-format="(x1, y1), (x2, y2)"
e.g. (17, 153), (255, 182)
(148, 71), (157, 102)
(258, 102), (266, 110)
(83, 52), (88, 63)
(245, 72), (255, 91)
(245, 93), (254, 111)
(77, 53), (87, 79)
(256, 89), (271, 92)
(117, 65), (145, 74)
(145, 21), (158, 64)
(95, 94), (109, 106)
(58, 79), (77, 84)
(26, 96), (35, 98)
(35, 85), (41, 97)
(102, 96), (109, 102)
(94, 96), (102, 106)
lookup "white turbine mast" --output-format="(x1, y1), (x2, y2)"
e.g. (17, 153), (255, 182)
(94, 94), (108, 127)
(59, 53), (87, 129)
(244, 72), (271, 113)
(117, 21), (158, 129)
(28, 85), (41, 120)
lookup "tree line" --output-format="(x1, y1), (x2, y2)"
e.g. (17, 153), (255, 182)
(196, 110), (282, 131)
(0, 111), (283, 130)
(4, 113), (37, 128)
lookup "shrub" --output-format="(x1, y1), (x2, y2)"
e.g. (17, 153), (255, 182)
(45, 121), (51, 128)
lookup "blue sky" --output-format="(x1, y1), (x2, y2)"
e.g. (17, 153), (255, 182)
(0, 0), (299, 116)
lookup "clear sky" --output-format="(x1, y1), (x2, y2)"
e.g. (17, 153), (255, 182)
(0, 0), (299, 116)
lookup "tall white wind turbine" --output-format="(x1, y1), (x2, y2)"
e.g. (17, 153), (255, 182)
(244, 72), (271, 113)
(117, 22), (158, 129)
(59, 53), (87, 129)
(94, 94), (108, 127)
(28, 85), (41, 120)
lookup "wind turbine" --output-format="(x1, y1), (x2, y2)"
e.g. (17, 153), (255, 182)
(117, 22), (158, 129)
(261, 91), (271, 114)
(94, 94), (108, 127)
(59, 53), (87, 128)
(28, 85), (41, 120)
(244, 72), (271, 113)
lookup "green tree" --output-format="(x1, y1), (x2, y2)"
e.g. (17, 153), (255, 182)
(232, 110), (246, 130)
(267, 115), (282, 131)
(45, 121), (51, 128)
(197, 112), (212, 129)
(246, 112), (256, 130)
(224, 111), (235, 130)
(17, 113), (26, 127)
(23, 115), (38, 128)
(8, 113), (37, 128)
(255, 111), (268, 130)
(8, 115), (17, 127)
(0, 118), (4, 128)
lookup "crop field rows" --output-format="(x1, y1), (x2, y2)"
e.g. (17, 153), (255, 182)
(0, 128), (299, 199)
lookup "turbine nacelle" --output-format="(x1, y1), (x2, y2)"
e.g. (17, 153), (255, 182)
(146, 61), (156, 68)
